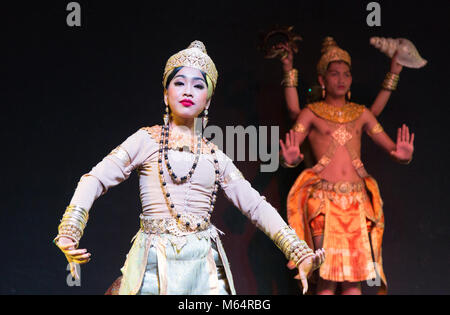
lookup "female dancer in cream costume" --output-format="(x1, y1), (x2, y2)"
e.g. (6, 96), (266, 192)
(54, 41), (325, 295)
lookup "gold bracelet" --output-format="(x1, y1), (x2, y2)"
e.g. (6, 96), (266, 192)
(273, 226), (314, 266)
(403, 156), (413, 165)
(54, 204), (89, 247)
(281, 68), (298, 87)
(280, 154), (302, 168)
(382, 72), (400, 91)
(53, 226), (82, 248)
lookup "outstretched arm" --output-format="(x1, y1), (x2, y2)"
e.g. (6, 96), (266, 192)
(54, 128), (157, 279)
(370, 53), (403, 116)
(363, 110), (414, 164)
(217, 150), (325, 294)
(278, 42), (301, 121)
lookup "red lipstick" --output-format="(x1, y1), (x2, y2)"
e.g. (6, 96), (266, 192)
(180, 99), (194, 107)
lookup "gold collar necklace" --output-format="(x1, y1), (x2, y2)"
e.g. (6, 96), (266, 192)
(308, 101), (365, 124)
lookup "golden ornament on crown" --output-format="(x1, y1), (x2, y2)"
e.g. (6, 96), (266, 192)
(163, 40), (218, 90)
(317, 37), (351, 76)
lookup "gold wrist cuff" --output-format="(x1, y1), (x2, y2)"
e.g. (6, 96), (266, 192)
(402, 157), (413, 165)
(281, 68), (298, 87)
(370, 123), (384, 135)
(280, 154), (302, 168)
(382, 72), (399, 91)
(273, 226), (314, 266)
(55, 204), (89, 246)
(53, 232), (80, 248)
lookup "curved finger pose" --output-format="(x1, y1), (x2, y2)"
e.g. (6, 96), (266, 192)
(54, 40), (325, 295)
(280, 39), (415, 295)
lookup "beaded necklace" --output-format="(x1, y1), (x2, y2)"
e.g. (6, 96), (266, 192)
(157, 124), (220, 231)
(161, 125), (201, 184)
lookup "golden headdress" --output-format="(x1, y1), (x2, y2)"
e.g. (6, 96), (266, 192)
(163, 40), (218, 91)
(317, 37), (351, 76)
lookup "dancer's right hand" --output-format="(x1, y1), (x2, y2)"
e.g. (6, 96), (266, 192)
(55, 237), (91, 280)
(276, 42), (294, 72)
(280, 130), (303, 166)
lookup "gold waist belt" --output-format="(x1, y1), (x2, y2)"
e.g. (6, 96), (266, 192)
(139, 214), (211, 236)
(315, 179), (364, 194)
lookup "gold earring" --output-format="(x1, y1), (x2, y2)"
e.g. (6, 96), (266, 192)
(163, 104), (169, 126)
(321, 86), (326, 99)
(202, 109), (208, 129)
(346, 90), (351, 100)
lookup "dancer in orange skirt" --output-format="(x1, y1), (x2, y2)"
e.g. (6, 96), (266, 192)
(279, 38), (415, 295)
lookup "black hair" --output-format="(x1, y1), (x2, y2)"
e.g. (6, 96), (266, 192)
(164, 66), (209, 89)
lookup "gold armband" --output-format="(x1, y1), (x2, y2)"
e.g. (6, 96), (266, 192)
(273, 226), (314, 266)
(292, 122), (306, 133)
(281, 68), (298, 88)
(53, 204), (89, 248)
(223, 170), (245, 185)
(382, 72), (400, 91)
(370, 123), (384, 135)
(108, 145), (131, 168)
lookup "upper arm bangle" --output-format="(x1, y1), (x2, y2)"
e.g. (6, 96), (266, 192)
(108, 145), (131, 168)
(370, 123), (384, 135)
(292, 122), (306, 133)
(223, 170), (245, 185)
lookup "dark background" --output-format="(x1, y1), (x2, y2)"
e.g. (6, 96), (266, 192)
(2, 0), (449, 294)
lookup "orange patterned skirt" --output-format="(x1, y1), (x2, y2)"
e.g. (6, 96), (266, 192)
(287, 169), (387, 294)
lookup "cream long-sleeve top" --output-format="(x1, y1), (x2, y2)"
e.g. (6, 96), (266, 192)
(69, 125), (288, 239)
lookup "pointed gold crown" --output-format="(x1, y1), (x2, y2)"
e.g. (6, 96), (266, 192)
(317, 37), (351, 75)
(163, 40), (218, 90)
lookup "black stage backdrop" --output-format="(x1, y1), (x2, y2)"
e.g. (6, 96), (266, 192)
(2, 0), (449, 295)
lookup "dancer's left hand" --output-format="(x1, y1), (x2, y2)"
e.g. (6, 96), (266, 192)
(294, 249), (326, 294)
(390, 124), (414, 163)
